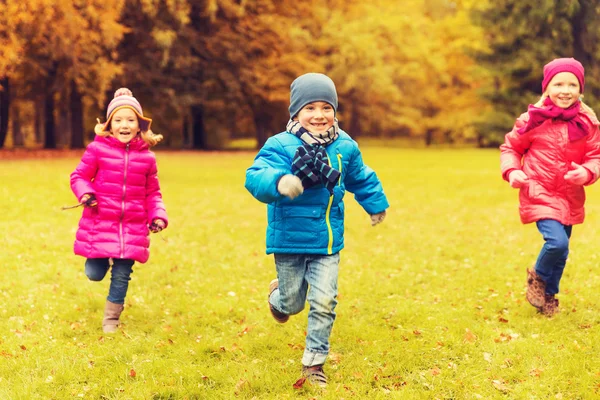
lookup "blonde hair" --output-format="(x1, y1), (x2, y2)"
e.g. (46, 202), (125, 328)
(94, 117), (164, 147)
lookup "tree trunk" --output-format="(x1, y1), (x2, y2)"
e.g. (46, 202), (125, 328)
(0, 78), (9, 148)
(348, 105), (361, 138)
(70, 81), (84, 149)
(191, 105), (206, 149)
(35, 96), (45, 144)
(254, 112), (270, 149)
(11, 101), (23, 147)
(44, 91), (56, 149)
(425, 129), (433, 147)
(182, 113), (191, 148)
(571, 2), (591, 67)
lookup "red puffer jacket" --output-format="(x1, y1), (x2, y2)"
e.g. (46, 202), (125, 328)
(70, 135), (168, 263)
(500, 109), (600, 225)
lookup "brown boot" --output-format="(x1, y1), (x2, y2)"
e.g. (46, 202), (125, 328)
(526, 268), (546, 309)
(102, 301), (124, 333)
(268, 279), (289, 323)
(541, 294), (559, 316)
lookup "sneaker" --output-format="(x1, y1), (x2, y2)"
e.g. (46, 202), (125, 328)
(541, 294), (559, 316)
(526, 268), (546, 309)
(302, 365), (327, 388)
(268, 279), (289, 323)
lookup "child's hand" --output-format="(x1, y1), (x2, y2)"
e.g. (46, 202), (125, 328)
(564, 162), (591, 185)
(508, 170), (529, 188)
(80, 194), (98, 207)
(150, 219), (166, 233)
(370, 211), (386, 226)
(277, 174), (304, 200)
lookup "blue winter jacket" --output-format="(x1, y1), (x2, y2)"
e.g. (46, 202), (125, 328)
(245, 130), (389, 255)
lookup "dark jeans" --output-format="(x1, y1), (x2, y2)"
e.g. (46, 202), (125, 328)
(85, 258), (135, 304)
(534, 219), (572, 295)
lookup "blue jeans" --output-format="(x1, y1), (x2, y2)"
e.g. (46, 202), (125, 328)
(85, 258), (135, 304)
(534, 219), (572, 295)
(269, 253), (340, 367)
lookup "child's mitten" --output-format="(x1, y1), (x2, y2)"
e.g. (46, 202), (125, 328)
(508, 170), (529, 188)
(150, 219), (166, 233)
(277, 174), (304, 200)
(370, 210), (386, 226)
(564, 162), (592, 185)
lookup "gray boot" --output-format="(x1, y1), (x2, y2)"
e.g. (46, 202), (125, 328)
(102, 301), (124, 333)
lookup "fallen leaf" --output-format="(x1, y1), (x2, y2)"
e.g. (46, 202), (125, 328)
(464, 328), (477, 343)
(529, 368), (542, 377)
(492, 379), (510, 392)
(293, 377), (307, 389)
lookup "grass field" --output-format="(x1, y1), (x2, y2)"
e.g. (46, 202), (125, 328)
(1, 147), (600, 399)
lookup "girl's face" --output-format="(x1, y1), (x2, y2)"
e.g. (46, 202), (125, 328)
(295, 101), (335, 134)
(110, 108), (140, 143)
(546, 72), (581, 109)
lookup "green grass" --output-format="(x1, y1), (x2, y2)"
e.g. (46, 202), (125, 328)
(2, 147), (600, 399)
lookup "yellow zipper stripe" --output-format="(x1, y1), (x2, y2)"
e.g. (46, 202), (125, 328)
(325, 152), (338, 254)
(326, 195), (334, 254)
(337, 153), (343, 186)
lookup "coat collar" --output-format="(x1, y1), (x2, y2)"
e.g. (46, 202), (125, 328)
(94, 134), (148, 150)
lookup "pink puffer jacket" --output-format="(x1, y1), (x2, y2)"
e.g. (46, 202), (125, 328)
(500, 109), (600, 225)
(70, 135), (168, 263)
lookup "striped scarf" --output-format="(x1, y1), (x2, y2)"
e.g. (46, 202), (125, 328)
(286, 119), (341, 194)
(291, 144), (341, 194)
(286, 118), (340, 146)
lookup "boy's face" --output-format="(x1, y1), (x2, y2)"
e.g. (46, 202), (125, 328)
(110, 108), (140, 143)
(545, 72), (581, 109)
(295, 101), (335, 134)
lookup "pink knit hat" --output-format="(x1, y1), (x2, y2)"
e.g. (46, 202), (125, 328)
(542, 58), (585, 93)
(101, 88), (152, 131)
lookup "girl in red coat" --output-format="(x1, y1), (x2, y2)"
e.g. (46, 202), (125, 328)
(501, 58), (600, 316)
(70, 88), (168, 332)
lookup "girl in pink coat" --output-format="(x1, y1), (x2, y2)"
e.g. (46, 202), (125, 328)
(501, 58), (600, 316)
(70, 88), (168, 333)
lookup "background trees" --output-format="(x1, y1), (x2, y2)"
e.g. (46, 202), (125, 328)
(1, 0), (598, 149)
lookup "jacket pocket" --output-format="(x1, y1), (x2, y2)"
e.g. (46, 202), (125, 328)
(282, 207), (325, 243)
(284, 207), (323, 219)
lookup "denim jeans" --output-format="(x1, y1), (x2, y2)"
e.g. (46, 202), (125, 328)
(534, 219), (572, 295)
(85, 258), (135, 304)
(269, 253), (340, 367)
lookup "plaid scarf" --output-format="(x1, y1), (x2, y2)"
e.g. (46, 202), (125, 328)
(292, 144), (341, 194)
(286, 118), (340, 146)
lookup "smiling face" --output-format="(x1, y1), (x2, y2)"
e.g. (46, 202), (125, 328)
(545, 72), (581, 109)
(295, 101), (335, 134)
(110, 108), (140, 143)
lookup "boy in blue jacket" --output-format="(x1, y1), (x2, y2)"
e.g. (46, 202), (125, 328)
(245, 73), (389, 387)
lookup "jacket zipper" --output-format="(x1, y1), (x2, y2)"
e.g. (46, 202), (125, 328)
(119, 143), (130, 258)
(325, 152), (343, 254)
(337, 153), (343, 186)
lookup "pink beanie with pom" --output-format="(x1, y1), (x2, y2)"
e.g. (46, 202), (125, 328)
(101, 88), (152, 131)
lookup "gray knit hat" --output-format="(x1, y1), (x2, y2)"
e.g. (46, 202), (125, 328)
(289, 73), (338, 118)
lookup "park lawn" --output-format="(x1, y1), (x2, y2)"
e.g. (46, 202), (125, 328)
(1, 147), (600, 399)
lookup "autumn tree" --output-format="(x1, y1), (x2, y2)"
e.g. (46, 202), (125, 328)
(0, 0), (126, 149)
